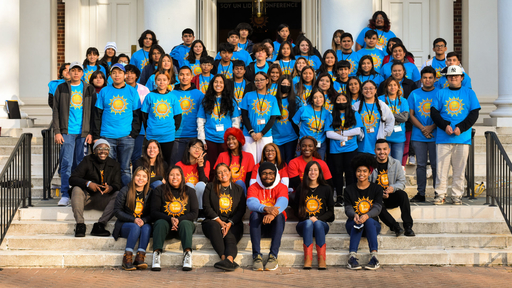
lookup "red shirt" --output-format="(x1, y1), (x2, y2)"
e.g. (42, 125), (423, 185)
(247, 182), (289, 220)
(215, 151), (255, 183)
(288, 156), (332, 181)
(176, 160), (211, 184)
(250, 163), (289, 180)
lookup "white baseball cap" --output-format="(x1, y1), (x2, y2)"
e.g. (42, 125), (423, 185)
(69, 61), (83, 70)
(104, 42), (117, 52)
(446, 65), (463, 76)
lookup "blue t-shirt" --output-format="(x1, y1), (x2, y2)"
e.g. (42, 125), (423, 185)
(234, 80), (247, 105)
(378, 95), (409, 143)
(173, 88), (205, 138)
(82, 65), (106, 84)
(293, 76), (300, 86)
(183, 59), (202, 76)
(68, 83), (84, 135)
(268, 83), (278, 96)
(294, 84), (312, 108)
(357, 48), (386, 74)
(325, 111), (364, 154)
(254, 62), (270, 74)
(334, 81), (347, 95)
(170, 45), (191, 68)
(198, 74), (214, 94)
(381, 62), (420, 82)
(432, 87), (480, 145)
(278, 60), (296, 75)
(141, 91), (182, 143)
(96, 84), (141, 139)
(48, 79), (65, 96)
(272, 97), (298, 146)
(292, 105), (333, 144)
(355, 100), (382, 154)
(197, 98), (241, 143)
(356, 28), (397, 53)
(146, 74), (179, 91)
(435, 72), (472, 90)
(430, 57), (446, 80)
(217, 62), (234, 79)
(336, 51), (361, 76)
(215, 50), (252, 66)
(130, 49), (150, 72)
(241, 91), (281, 137)
(273, 41), (295, 57)
(300, 55), (322, 70)
(408, 88), (439, 142)
(358, 74), (385, 87)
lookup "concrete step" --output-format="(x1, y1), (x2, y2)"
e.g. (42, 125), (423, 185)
(0, 145), (43, 154)
(2, 248), (512, 267)
(0, 136), (43, 145)
(3, 233), (510, 251)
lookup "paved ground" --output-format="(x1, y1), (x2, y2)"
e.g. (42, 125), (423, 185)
(1, 266), (512, 287)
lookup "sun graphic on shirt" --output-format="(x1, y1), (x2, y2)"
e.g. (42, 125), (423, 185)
(200, 78), (210, 93)
(277, 106), (289, 125)
(229, 163), (245, 182)
(445, 97), (465, 117)
(164, 198), (187, 217)
(307, 117), (325, 133)
(354, 196), (373, 215)
(377, 170), (389, 189)
(307, 58), (315, 67)
(219, 193), (233, 214)
(179, 96), (195, 115)
(84, 69), (94, 84)
(418, 99), (432, 117)
(389, 105), (400, 114)
(140, 58), (149, 70)
(185, 171), (199, 185)
(267, 85), (277, 96)
(212, 103), (226, 121)
(435, 67), (443, 79)
(370, 53), (382, 68)
(305, 195), (323, 216)
(281, 63), (293, 75)
(70, 90), (83, 110)
(234, 86), (245, 103)
(261, 198), (276, 208)
(192, 64), (202, 76)
(220, 69), (233, 79)
(133, 198), (144, 218)
(252, 99), (271, 116)
(168, 83), (176, 92)
(152, 99), (171, 119)
(347, 58), (356, 75)
(377, 35), (388, 50)
(324, 97), (333, 112)
(362, 111), (379, 129)
(301, 88), (312, 103)
(151, 170), (156, 178)
(109, 95), (128, 115)
(183, 52), (189, 61)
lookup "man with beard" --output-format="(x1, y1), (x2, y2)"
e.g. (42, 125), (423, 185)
(247, 162), (289, 271)
(70, 139), (122, 237)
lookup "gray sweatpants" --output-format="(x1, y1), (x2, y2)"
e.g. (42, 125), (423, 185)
(71, 186), (118, 225)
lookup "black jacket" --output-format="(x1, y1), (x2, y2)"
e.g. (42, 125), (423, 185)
(202, 182), (246, 224)
(69, 154), (123, 193)
(53, 81), (96, 138)
(245, 61), (274, 82)
(113, 186), (153, 240)
(139, 64), (156, 86)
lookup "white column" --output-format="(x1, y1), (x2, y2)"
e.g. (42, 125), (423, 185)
(320, 0), (374, 53)
(0, 0), (20, 120)
(486, 0), (512, 126)
(430, 0), (454, 52)
(65, 0), (82, 64)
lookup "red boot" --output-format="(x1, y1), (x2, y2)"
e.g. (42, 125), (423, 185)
(303, 244), (313, 269)
(316, 244), (327, 270)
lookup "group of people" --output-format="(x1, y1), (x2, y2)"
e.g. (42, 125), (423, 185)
(49, 10), (480, 272)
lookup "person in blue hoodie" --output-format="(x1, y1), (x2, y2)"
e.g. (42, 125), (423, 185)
(170, 28), (195, 69)
(48, 62), (70, 108)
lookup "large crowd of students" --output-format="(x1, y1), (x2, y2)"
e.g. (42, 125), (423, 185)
(50, 11), (480, 272)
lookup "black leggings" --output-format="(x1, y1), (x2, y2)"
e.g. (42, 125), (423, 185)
(331, 150), (358, 198)
(202, 219), (244, 259)
(159, 141), (174, 167)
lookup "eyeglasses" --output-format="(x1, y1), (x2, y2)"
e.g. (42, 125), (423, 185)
(254, 79), (266, 83)
(435, 45), (446, 48)
(191, 145), (204, 151)
(265, 149), (276, 154)
(96, 147), (110, 152)
(363, 87), (376, 91)
(118, 61), (129, 65)
(261, 172), (276, 177)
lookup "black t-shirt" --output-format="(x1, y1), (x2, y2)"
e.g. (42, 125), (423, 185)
(344, 182), (384, 222)
(376, 161), (389, 190)
(293, 185), (335, 222)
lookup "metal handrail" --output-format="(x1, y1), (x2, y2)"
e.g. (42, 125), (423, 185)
(485, 131), (512, 233)
(0, 133), (32, 245)
(465, 128), (476, 198)
(41, 122), (61, 200)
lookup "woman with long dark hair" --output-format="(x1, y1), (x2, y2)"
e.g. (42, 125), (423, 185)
(356, 55), (384, 87)
(113, 166), (152, 271)
(202, 163), (246, 271)
(267, 63), (282, 96)
(355, 11), (396, 53)
(134, 140), (168, 189)
(317, 49), (339, 82)
(272, 75), (299, 163)
(183, 40), (208, 76)
(146, 54), (178, 91)
(250, 143), (289, 187)
(294, 37), (322, 70)
(293, 161), (334, 269)
(151, 166), (198, 272)
(99, 42), (118, 73)
(275, 41), (296, 76)
(90, 70), (107, 94)
(294, 66), (315, 107)
(139, 44), (165, 85)
(82, 47), (107, 84)
(274, 23), (295, 55)
(346, 76), (362, 105)
(313, 72), (338, 112)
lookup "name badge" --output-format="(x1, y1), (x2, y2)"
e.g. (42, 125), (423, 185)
(367, 128), (375, 133)
(257, 119), (266, 125)
(317, 142), (322, 148)
(216, 124), (225, 132)
(394, 125), (402, 132)
(340, 141), (346, 147)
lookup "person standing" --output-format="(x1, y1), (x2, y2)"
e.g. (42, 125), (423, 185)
(48, 62), (70, 108)
(131, 30), (158, 73)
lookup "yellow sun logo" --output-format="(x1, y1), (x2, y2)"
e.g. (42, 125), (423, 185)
(168, 83), (176, 92)
(389, 106), (400, 114)
(151, 171), (156, 178)
(140, 58), (149, 70)
(307, 59), (315, 66)
(219, 193), (233, 214)
(281, 64), (293, 75)
(261, 198), (276, 207)
(212, 103), (226, 121)
(377, 170), (389, 189)
(354, 196), (373, 215)
(152, 99), (171, 119)
(301, 88), (312, 103)
(370, 53), (382, 68)
(418, 99), (432, 117)
(230, 163), (245, 182)
(252, 99), (271, 116)
(277, 105), (289, 125)
(220, 69), (233, 79)
(200, 81), (209, 94)
(109, 95), (128, 115)
(347, 58), (356, 75)
(183, 52), (189, 61)
(185, 171), (199, 185)
(307, 117), (325, 133)
(445, 97), (464, 117)
(234, 86), (245, 104)
(362, 111), (379, 129)
(267, 85), (277, 96)
(377, 35), (388, 50)
(164, 198), (187, 217)
(180, 96), (195, 115)
(133, 198), (144, 218)
(192, 64), (202, 76)
(305, 195), (323, 216)
(324, 97), (333, 112)
(70, 90), (83, 109)
(435, 67), (442, 79)
(84, 69), (94, 84)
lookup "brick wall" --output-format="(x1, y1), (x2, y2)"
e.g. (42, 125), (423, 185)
(453, 0), (462, 57)
(57, 0), (65, 76)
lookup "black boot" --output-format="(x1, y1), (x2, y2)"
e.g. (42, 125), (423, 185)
(393, 224), (404, 237)
(335, 195), (343, 207)
(404, 226), (416, 237)
(90, 222), (110, 237)
(122, 251), (136, 271)
(410, 194), (425, 203)
(75, 223), (86, 237)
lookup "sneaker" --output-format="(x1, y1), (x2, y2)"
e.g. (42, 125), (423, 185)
(365, 256), (380, 270)
(433, 195), (445, 205)
(182, 251), (192, 271)
(252, 255), (264, 271)
(58, 196), (70, 206)
(264, 254), (279, 271)
(452, 198), (462, 205)
(214, 258), (237, 271)
(90, 222), (110, 237)
(409, 155), (416, 165)
(410, 194), (426, 203)
(347, 256), (362, 270)
(151, 251), (161, 271)
(74, 223), (86, 237)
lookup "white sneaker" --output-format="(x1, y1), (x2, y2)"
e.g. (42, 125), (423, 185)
(182, 251), (192, 271)
(409, 156), (417, 165)
(58, 197), (70, 206)
(151, 251), (161, 271)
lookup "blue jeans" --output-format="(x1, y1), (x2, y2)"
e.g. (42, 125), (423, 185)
(60, 134), (86, 198)
(151, 180), (164, 189)
(235, 180), (247, 195)
(278, 139), (298, 164)
(389, 141), (405, 163)
(296, 219), (329, 247)
(170, 138), (194, 166)
(345, 217), (381, 253)
(186, 182), (206, 209)
(105, 136), (135, 186)
(250, 212), (286, 258)
(411, 141), (437, 196)
(131, 134), (145, 174)
(120, 222), (152, 253)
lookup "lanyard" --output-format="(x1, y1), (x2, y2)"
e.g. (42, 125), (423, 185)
(312, 107), (323, 133)
(363, 101), (376, 124)
(234, 81), (245, 99)
(280, 60), (292, 74)
(200, 75), (213, 84)
(215, 98), (223, 123)
(256, 91), (268, 115)
(361, 74), (375, 83)
(341, 52), (352, 61)
(219, 63), (231, 76)
(387, 96), (399, 111)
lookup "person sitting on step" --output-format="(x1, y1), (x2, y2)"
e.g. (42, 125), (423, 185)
(370, 139), (415, 237)
(113, 166), (153, 271)
(70, 139), (122, 237)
